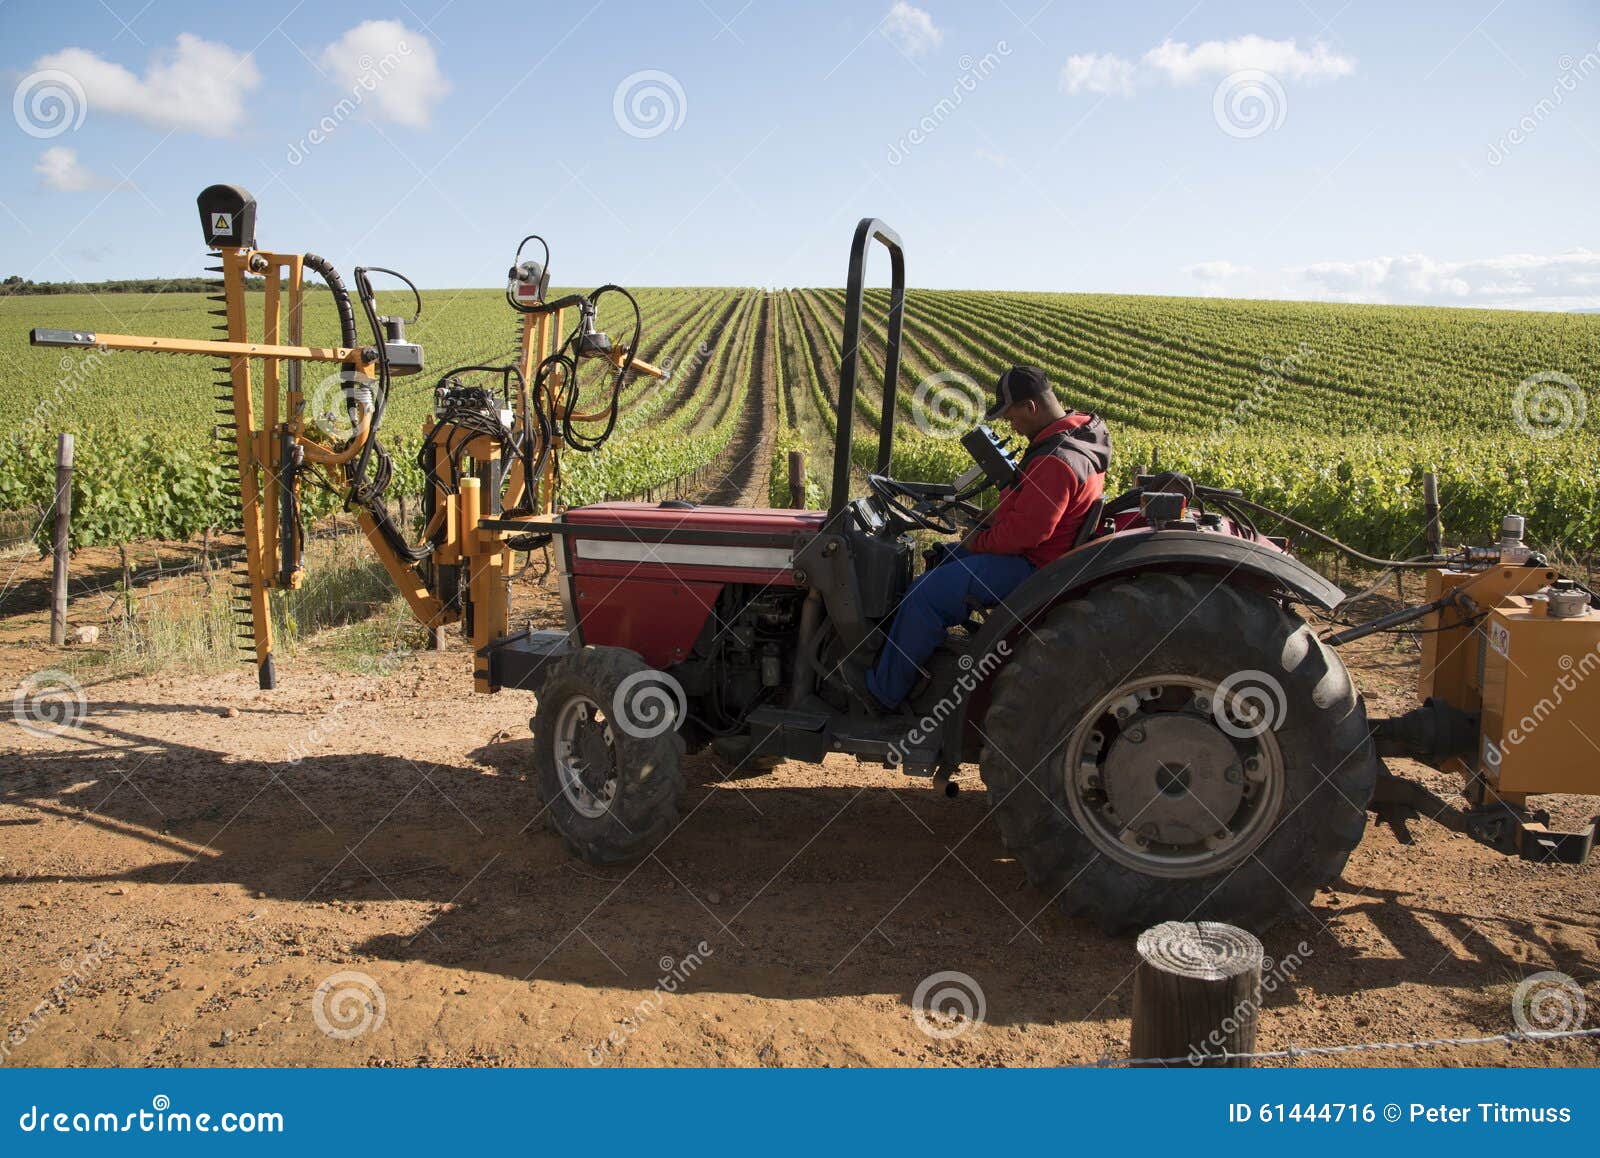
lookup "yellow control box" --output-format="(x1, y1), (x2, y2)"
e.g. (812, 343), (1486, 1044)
(1478, 598), (1600, 796)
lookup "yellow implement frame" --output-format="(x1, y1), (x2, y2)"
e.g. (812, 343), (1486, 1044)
(32, 198), (664, 693)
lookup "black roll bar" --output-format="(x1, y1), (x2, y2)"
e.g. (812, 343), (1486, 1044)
(831, 217), (905, 518)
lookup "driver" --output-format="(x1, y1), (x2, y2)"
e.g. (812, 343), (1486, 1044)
(857, 365), (1110, 713)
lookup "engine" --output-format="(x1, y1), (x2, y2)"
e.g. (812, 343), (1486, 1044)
(675, 584), (806, 733)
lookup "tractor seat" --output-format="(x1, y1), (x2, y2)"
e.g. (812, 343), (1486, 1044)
(1072, 497), (1106, 547)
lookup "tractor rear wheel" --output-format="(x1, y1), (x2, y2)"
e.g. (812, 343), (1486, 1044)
(979, 573), (1376, 933)
(531, 647), (687, 865)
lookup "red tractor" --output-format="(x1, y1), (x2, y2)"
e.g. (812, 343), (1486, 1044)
(494, 220), (1377, 933)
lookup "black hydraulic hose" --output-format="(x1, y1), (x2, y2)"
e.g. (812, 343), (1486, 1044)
(1220, 493), (1444, 569)
(351, 264), (430, 563)
(302, 253), (357, 347)
(555, 284), (642, 453)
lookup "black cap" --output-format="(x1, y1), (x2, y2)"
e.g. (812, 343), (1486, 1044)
(985, 365), (1050, 420)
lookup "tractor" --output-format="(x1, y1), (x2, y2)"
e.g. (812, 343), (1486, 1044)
(33, 196), (1600, 935)
(501, 220), (1380, 933)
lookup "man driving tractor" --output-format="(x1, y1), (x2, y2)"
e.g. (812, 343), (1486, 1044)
(858, 365), (1111, 712)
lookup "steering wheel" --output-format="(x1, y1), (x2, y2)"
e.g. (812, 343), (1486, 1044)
(866, 473), (966, 534)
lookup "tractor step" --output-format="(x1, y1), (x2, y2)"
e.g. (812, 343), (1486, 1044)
(747, 706), (939, 769)
(481, 628), (574, 695)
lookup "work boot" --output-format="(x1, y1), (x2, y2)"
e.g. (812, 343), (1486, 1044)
(840, 662), (902, 717)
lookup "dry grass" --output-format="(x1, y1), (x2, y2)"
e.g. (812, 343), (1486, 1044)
(101, 522), (410, 675)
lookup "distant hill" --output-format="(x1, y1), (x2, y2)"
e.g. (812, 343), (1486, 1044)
(0, 276), (280, 296)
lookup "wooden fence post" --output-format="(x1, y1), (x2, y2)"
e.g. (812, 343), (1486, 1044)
(49, 433), (74, 646)
(788, 450), (806, 509)
(1131, 921), (1263, 1067)
(1422, 471), (1442, 556)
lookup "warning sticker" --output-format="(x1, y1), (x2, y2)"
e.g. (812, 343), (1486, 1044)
(1488, 620), (1511, 660)
(213, 213), (233, 234)
(1481, 735), (1502, 775)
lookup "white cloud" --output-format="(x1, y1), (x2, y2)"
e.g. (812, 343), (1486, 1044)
(1142, 36), (1355, 84)
(1184, 260), (1250, 280)
(1182, 260), (1251, 297)
(881, 2), (942, 58)
(32, 34), (260, 136)
(35, 146), (98, 192)
(1061, 53), (1137, 96)
(1294, 250), (1600, 309)
(317, 21), (449, 128)
(1062, 35), (1354, 98)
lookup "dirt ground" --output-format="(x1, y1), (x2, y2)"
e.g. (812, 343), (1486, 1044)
(1, 550), (1597, 1069)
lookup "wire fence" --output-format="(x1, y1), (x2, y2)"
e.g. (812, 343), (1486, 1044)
(1088, 1025), (1600, 1068)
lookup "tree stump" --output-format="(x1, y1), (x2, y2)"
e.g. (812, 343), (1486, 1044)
(1131, 921), (1264, 1067)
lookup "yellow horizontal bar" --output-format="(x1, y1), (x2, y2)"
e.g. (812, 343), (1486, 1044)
(606, 350), (666, 379)
(70, 332), (359, 363)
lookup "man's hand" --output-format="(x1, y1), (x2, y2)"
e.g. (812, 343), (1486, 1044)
(955, 502), (992, 532)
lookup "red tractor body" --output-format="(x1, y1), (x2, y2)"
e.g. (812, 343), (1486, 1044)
(561, 502), (821, 668)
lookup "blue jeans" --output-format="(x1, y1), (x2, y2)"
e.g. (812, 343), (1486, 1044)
(866, 547), (1035, 709)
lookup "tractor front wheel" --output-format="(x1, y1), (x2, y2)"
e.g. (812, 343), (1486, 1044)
(531, 647), (687, 865)
(979, 573), (1376, 933)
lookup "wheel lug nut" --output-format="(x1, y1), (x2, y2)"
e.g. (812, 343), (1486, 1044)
(1225, 765), (1243, 784)
(1125, 727), (1145, 743)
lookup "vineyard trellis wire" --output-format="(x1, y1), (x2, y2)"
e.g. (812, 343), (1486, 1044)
(1086, 1024), (1600, 1068)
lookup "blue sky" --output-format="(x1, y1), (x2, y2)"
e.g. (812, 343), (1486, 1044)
(2, 0), (1598, 308)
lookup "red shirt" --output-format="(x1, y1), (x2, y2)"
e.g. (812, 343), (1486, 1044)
(967, 414), (1106, 567)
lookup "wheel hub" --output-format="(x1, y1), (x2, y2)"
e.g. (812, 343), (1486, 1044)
(1062, 675), (1286, 879)
(574, 721), (614, 795)
(1103, 714), (1243, 846)
(554, 697), (618, 819)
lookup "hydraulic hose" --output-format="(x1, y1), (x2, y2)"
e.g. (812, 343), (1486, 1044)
(302, 252), (358, 348)
(1218, 492), (1444, 570)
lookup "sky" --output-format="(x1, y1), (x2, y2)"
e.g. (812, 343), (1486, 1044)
(2, 0), (1598, 309)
